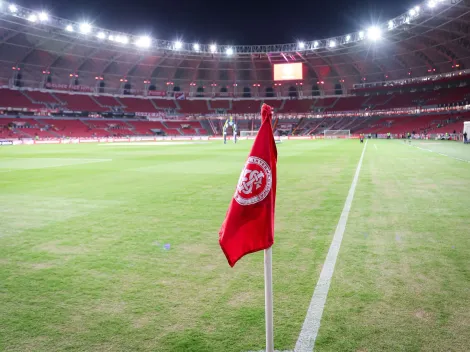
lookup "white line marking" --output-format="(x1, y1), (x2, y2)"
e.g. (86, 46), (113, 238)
(295, 140), (368, 352)
(0, 158), (113, 172)
(413, 145), (470, 163)
(374, 144), (377, 150)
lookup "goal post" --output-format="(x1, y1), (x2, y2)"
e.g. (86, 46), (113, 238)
(240, 130), (282, 143)
(240, 130), (258, 138)
(464, 121), (470, 143)
(323, 130), (351, 139)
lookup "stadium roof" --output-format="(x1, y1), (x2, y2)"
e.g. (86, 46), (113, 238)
(0, 0), (469, 94)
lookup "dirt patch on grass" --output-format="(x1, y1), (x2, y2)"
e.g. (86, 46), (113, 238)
(93, 300), (127, 314)
(228, 291), (255, 307)
(38, 241), (88, 255)
(31, 262), (56, 270)
(414, 309), (432, 321)
(133, 315), (153, 329)
(179, 243), (210, 255)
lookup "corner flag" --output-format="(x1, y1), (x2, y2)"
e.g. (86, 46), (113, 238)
(219, 103), (278, 351)
(219, 104), (277, 267)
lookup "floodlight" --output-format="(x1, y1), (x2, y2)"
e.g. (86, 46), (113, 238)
(345, 35), (351, 42)
(97, 32), (106, 39)
(193, 43), (200, 51)
(313, 41), (319, 48)
(210, 44), (217, 53)
(226, 47), (234, 56)
(79, 22), (92, 34)
(428, 0), (436, 8)
(359, 31), (365, 39)
(28, 14), (37, 22)
(136, 36), (151, 48)
(329, 40), (336, 48)
(108, 35), (115, 41)
(39, 11), (48, 21)
(9, 4), (17, 13)
(388, 20), (394, 30)
(120, 36), (129, 44)
(174, 41), (182, 50)
(65, 24), (74, 32)
(298, 41), (305, 49)
(367, 26), (382, 41)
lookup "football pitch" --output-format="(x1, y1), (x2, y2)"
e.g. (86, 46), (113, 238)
(1, 139), (469, 352)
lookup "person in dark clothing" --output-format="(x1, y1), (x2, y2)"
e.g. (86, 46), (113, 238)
(464, 131), (468, 144)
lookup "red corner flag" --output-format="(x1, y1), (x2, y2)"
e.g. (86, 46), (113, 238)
(219, 104), (278, 267)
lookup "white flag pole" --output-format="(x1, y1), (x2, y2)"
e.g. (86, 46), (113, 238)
(264, 247), (274, 352)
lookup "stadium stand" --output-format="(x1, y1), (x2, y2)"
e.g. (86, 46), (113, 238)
(280, 99), (314, 113)
(0, 89), (45, 109)
(119, 97), (159, 113)
(230, 100), (262, 114)
(54, 93), (107, 112)
(178, 100), (210, 114)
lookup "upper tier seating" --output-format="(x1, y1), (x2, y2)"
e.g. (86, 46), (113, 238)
(326, 96), (367, 111)
(0, 89), (45, 109)
(178, 100), (210, 114)
(94, 95), (123, 107)
(25, 91), (61, 104)
(118, 97), (158, 113)
(210, 100), (231, 109)
(54, 93), (107, 112)
(279, 99), (314, 113)
(230, 100), (262, 114)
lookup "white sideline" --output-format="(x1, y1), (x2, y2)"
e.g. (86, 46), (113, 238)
(413, 145), (470, 163)
(294, 140), (368, 352)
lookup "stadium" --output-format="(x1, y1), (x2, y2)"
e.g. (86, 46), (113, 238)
(0, 0), (469, 350)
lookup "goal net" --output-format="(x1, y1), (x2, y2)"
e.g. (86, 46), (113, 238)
(324, 130), (351, 139)
(240, 130), (258, 138)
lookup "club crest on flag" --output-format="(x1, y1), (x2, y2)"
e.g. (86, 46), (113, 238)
(234, 156), (272, 206)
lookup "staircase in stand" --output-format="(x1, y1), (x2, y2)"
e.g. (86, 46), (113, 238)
(90, 96), (105, 109)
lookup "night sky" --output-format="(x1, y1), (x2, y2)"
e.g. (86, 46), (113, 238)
(21, 0), (413, 45)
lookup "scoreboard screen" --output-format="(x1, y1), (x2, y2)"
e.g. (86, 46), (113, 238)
(273, 63), (303, 81)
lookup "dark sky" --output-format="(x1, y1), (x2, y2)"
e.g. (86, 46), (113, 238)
(22, 0), (412, 45)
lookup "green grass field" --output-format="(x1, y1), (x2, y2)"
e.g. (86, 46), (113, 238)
(1, 139), (469, 352)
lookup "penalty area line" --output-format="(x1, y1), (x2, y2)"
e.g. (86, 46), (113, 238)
(294, 140), (368, 352)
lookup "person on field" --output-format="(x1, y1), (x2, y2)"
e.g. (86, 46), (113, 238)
(464, 131), (468, 144)
(360, 133), (364, 143)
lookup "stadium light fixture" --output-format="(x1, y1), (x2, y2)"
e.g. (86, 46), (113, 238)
(313, 41), (319, 48)
(358, 31), (365, 39)
(174, 41), (182, 50)
(298, 41), (305, 49)
(9, 4), (17, 13)
(329, 40), (336, 48)
(226, 47), (234, 56)
(79, 22), (92, 34)
(367, 26), (382, 41)
(39, 11), (49, 22)
(108, 35), (115, 41)
(65, 24), (74, 32)
(428, 0), (436, 8)
(135, 36), (151, 48)
(96, 32), (106, 39)
(388, 20), (394, 30)
(120, 36), (129, 44)
(193, 43), (200, 51)
(27, 14), (37, 22)
(210, 44), (217, 53)
(345, 35), (351, 42)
